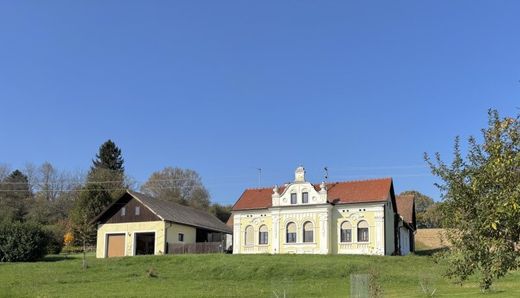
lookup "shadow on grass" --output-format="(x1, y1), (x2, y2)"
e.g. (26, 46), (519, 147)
(414, 247), (448, 256)
(41, 255), (72, 262)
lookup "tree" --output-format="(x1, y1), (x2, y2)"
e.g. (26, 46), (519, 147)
(0, 170), (32, 222)
(399, 191), (442, 228)
(70, 184), (112, 245)
(141, 167), (210, 210)
(210, 203), (233, 223)
(416, 203), (443, 228)
(91, 139), (124, 174)
(425, 109), (520, 291)
(72, 212), (96, 269)
(399, 190), (434, 213)
(88, 140), (127, 199)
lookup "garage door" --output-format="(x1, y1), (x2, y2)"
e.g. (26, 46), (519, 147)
(106, 234), (125, 257)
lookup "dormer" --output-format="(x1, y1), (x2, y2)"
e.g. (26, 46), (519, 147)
(271, 166), (328, 207)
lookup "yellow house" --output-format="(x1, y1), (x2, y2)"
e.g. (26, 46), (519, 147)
(92, 191), (232, 258)
(228, 167), (414, 256)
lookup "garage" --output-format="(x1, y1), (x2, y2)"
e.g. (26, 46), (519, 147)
(106, 234), (125, 257)
(135, 232), (155, 255)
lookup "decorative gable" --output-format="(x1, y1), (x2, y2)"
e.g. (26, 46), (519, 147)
(272, 167), (328, 207)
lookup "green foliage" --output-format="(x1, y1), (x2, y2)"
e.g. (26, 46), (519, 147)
(400, 190), (443, 228)
(71, 184), (112, 223)
(417, 203), (443, 229)
(88, 140), (127, 200)
(210, 203), (233, 223)
(91, 139), (124, 174)
(70, 184), (111, 245)
(425, 109), (520, 291)
(141, 167), (211, 210)
(0, 222), (48, 262)
(42, 224), (66, 254)
(0, 169), (31, 222)
(400, 190), (434, 213)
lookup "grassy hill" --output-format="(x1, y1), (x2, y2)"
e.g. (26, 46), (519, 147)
(1, 253), (519, 297)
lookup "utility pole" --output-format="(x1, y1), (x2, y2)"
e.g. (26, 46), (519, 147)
(257, 168), (262, 187)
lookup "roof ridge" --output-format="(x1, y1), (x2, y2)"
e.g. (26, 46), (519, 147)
(244, 177), (393, 190)
(326, 177), (392, 184)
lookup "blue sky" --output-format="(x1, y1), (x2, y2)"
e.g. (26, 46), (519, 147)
(0, 1), (518, 204)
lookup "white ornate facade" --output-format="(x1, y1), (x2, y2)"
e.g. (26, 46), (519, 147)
(230, 167), (404, 255)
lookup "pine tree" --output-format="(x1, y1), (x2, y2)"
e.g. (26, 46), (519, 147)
(91, 140), (124, 173)
(88, 140), (127, 199)
(0, 170), (32, 222)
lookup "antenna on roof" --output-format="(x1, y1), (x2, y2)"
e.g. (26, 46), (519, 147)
(256, 168), (262, 187)
(324, 166), (329, 182)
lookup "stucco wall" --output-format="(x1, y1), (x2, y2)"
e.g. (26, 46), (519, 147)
(234, 210), (272, 254)
(331, 204), (385, 255)
(233, 206), (331, 254)
(96, 221), (166, 258)
(166, 223), (197, 244)
(233, 202), (392, 255)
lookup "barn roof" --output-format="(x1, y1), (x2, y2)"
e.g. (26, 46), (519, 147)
(396, 194), (416, 230)
(93, 190), (232, 234)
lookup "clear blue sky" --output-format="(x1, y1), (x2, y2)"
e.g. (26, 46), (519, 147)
(0, 1), (518, 204)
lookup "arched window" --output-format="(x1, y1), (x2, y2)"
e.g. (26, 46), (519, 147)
(340, 221), (352, 243)
(303, 221), (314, 242)
(286, 222), (296, 243)
(244, 225), (254, 246)
(259, 225), (268, 245)
(357, 220), (369, 242)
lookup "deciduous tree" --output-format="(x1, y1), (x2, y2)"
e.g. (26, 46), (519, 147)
(141, 167), (210, 210)
(425, 109), (520, 290)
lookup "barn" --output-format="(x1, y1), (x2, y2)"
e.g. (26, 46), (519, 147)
(396, 194), (417, 255)
(92, 190), (232, 258)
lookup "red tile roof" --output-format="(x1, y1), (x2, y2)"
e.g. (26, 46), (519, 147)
(232, 178), (393, 211)
(396, 194), (415, 227)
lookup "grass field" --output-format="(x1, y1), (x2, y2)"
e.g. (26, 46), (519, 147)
(1, 251), (519, 297)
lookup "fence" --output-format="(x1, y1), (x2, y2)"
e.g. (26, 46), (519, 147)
(168, 242), (224, 254)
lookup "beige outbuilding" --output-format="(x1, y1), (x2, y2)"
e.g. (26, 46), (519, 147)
(92, 191), (232, 258)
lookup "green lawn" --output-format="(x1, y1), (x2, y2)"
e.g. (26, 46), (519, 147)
(0, 253), (519, 297)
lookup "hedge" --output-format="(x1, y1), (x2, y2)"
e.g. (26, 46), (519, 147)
(0, 222), (48, 262)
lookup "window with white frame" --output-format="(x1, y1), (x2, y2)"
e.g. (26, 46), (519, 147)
(290, 193), (297, 204)
(286, 222), (296, 243)
(340, 221), (352, 242)
(303, 221), (314, 242)
(259, 225), (268, 244)
(357, 220), (369, 242)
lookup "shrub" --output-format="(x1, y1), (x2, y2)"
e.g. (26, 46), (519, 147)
(0, 222), (48, 262)
(43, 225), (65, 255)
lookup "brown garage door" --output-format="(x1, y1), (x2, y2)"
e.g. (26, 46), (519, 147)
(106, 234), (125, 257)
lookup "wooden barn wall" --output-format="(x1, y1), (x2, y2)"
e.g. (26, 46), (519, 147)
(98, 194), (160, 224)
